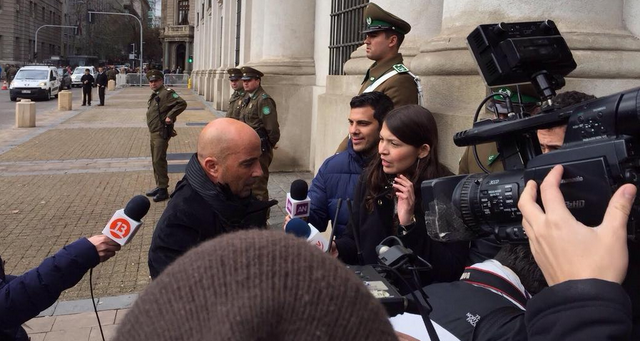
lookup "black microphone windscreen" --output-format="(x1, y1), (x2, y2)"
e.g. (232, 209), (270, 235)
(284, 218), (311, 238)
(124, 195), (151, 221)
(290, 179), (308, 200)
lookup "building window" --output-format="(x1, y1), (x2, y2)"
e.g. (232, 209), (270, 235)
(178, 0), (189, 25)
(235, 0), (241, 66)
(329, 0), (369, 75)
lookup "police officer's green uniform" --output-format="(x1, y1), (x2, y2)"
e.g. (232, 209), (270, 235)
(225, 68), (245, 120)
(336, 3), (419, 152)
(145, 70), (187, 202)
(237, 67), (280, 201)
(458, 87), (540, 175)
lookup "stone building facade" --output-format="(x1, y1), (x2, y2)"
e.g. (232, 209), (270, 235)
(160, 0), (195, 72)
(0, 0), (66, 65)
(192, 0), (640, 173)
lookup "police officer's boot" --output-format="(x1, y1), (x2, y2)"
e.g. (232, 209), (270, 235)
(153, 188), (169, 202)
(146, 187), (161, 197)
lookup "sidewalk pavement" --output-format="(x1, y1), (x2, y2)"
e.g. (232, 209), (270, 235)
(0, 86), (312, 340)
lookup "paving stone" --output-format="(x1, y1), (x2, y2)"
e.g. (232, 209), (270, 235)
(43, 328), (91, 341)
(23, 316), (56, 333)
(28, 333), (46, 341)
(96, 294), (138, 311)
(89, 324), (119, 341)
(51, 311), (116, 331)
(53, 299), (99, 316)
(114, 309), (130, 325)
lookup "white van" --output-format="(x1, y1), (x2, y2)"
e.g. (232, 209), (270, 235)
(9, 66), (61, 101)
(71, 66), (97, 87)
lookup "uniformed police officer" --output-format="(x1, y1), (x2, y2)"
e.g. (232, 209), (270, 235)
(337, 3), (420, 152)
(225, 68), (244, 119)
(236, 66), (280, 201)
(458, 86), (540, 175)
(145, 70), (187, 202)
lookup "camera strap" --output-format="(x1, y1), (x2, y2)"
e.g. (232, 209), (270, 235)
(460, 267), (529, 309)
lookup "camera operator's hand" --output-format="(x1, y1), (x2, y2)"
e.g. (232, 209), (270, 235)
(392, 175), (415, 226)
(87, 235), (122, 262)
(518, 165), (635, 286)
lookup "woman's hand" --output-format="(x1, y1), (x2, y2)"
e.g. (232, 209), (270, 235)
(392, 174), (415, 226)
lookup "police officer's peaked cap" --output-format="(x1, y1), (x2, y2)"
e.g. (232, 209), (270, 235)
(147, 70), (164, 82)
(227, 68), (242, 80)
(362, 3), (411, 35)
(241, 67), (264, 80)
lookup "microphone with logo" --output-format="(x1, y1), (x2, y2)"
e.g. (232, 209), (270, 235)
(286, 179), (310, 219)
(102, 195), (151, 246)
(284, 218), (329, 252)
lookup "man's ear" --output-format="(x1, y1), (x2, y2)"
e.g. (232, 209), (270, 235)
(418, 144), (431, 159)
(203, 157), (220, 178)
(388, 34), (398, 49)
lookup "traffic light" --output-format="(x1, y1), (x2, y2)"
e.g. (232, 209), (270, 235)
(75, 25), (80, 36)
(188, 55), (193, 63)
(33, 52), (38, 60)
(87, 11), (93, 24)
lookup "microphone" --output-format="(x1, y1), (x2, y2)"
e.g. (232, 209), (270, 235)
(285, 218), (329, 252)
(285, 179), (310, 219)
(102, 195), (151, 246)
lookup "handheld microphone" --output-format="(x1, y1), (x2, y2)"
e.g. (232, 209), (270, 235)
(102, 195), (151, 246)
(284, 218), (329, 252)
(286, 179), (310, 219)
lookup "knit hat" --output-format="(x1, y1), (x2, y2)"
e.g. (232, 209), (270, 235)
(114, 230), (397, 341)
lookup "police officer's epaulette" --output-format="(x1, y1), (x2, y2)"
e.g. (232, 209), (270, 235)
(392, 64), (409, 73)
(261, 93), (269, 99)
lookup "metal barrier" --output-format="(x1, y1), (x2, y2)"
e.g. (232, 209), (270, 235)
(164, 74), (189, 87)
(125, 73), (148, 86)
(119, 73), (190, 87)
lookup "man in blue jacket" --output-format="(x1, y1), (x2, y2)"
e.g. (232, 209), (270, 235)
(306, 92), (393, 237)
(0, 235), (121, 340)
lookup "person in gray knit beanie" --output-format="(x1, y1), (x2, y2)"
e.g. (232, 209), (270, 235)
(114, 229), (398, 341)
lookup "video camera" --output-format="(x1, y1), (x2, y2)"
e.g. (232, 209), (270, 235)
(422, 20), (640, 244)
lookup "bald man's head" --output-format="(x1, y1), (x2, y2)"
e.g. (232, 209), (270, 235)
(197, 119), (263, 198)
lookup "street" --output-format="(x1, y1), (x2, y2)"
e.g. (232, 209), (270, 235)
(0, 87), (83, 129)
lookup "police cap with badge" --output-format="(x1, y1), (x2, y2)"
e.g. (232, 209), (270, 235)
(362, 3), (411, 36)
(227, 68), (242, 81)
(147, 70), (164, 82)
(487, 85), (541, 115)
(241, 67), (264, 80)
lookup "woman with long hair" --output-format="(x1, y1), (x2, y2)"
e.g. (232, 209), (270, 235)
(334, 105), (469, 284)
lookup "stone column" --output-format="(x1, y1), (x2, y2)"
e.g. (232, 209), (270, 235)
(412, 0), (640, 169)
(185, 40), (191, 72)
(242, 0), (316, 171)
(163, 41), (169, 70)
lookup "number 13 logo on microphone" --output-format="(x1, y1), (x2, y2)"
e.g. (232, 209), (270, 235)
(109, 218), (131, 239)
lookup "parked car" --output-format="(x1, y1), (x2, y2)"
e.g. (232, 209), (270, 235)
(71, 66), (97, 87)
(9, 66), (61, 101)
(57, 68), (72, 90)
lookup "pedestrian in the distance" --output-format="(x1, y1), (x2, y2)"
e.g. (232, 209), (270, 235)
(81, 69), (94, 106)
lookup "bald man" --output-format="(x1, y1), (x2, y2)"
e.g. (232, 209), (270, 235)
(148, 118), (278, 278)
